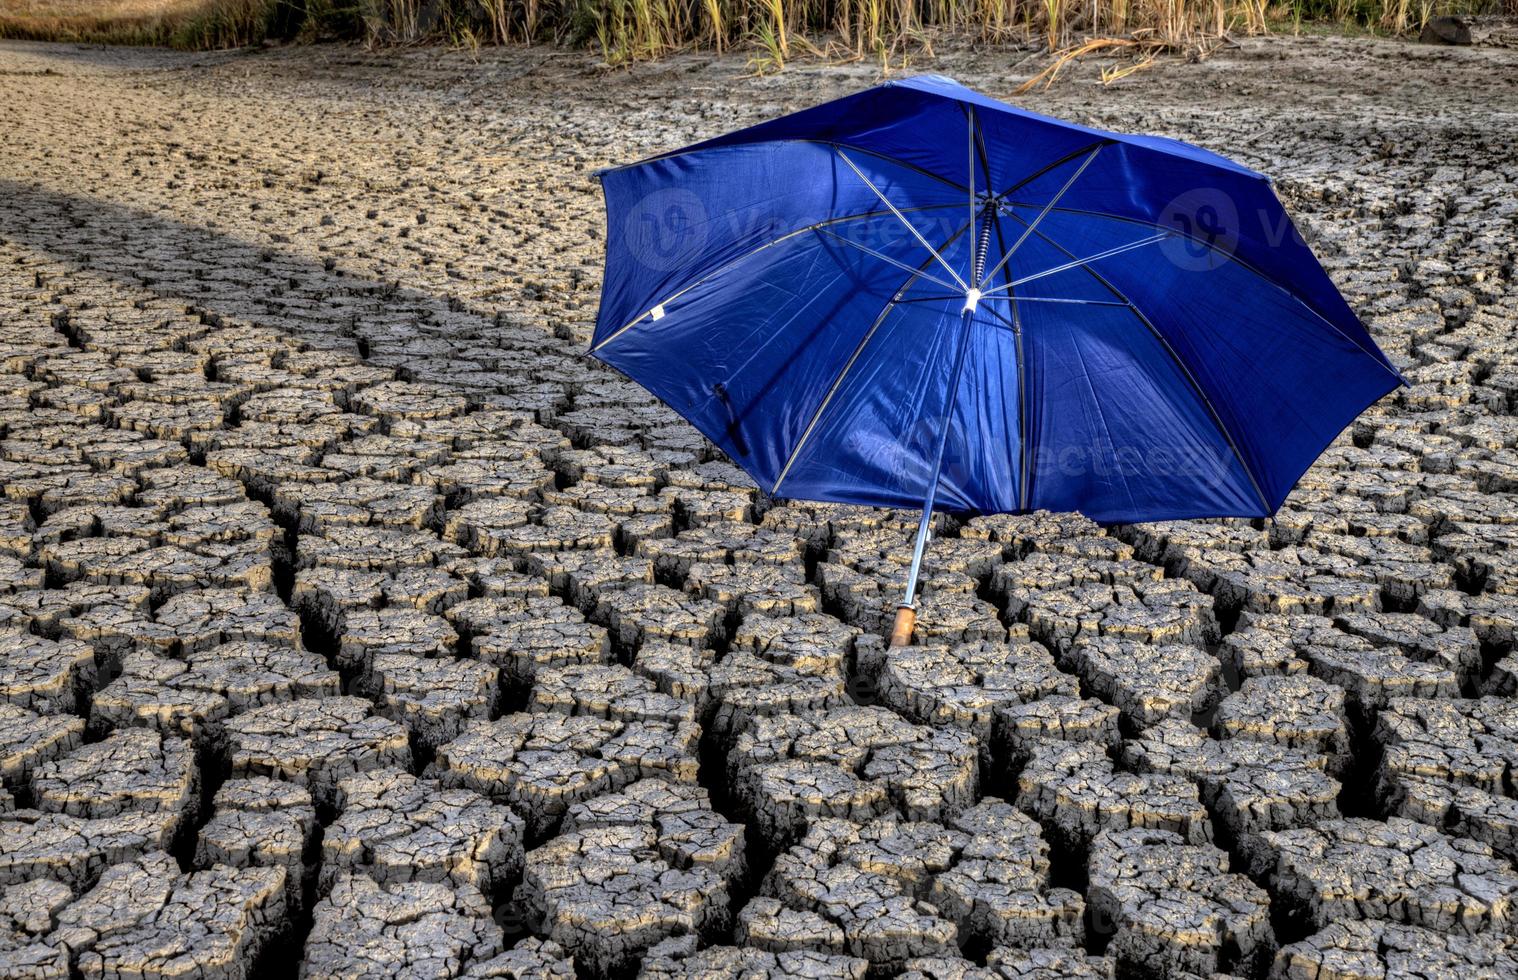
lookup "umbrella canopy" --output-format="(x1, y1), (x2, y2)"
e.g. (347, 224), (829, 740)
(590, 74), (1401, 527)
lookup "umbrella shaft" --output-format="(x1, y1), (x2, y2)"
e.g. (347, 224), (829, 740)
(900, 306), (975, 611)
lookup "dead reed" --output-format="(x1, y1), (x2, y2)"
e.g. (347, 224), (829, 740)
(0, 0), (1508, 60)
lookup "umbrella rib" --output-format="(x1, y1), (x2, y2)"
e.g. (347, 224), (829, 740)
(978, 143), (1103, 288)
(977, 301), (1020, 333)
(812, 228), (960, 291)
(996, 138), (1112, 198)
(769, 307), (892, 495)
(984, 288), (1032, 512)
(590, 202), (961, 354)
(1000, 200), (1407, 385)
(772, 214), (979, 494)
(1003, 213), (1274, 515)
(899, 295), (1125, 307)
(966, 108), (977, 267)
(813, 141), (968, 193)
(835, 148), (970, 292)
(980, 233), (1173, 295)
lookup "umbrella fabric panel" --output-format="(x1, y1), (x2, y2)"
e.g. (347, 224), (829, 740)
(648, 75), (1260, 206)
(891, 75), (1263, 179)
(1000, 141), (1389, 364)
(1019, 299), (1268, 523)
(998, 204), (1401, 511)
(935, 309), (1024, 514)
(594, 140), (962, 347)
(593, 211), (980, 501)
(647, 83), (1096, 208)
(1097, 247), (1403, 511)
(771, 296), (990, 511)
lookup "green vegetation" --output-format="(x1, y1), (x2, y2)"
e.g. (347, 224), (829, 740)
(0, 0), (1507, 59)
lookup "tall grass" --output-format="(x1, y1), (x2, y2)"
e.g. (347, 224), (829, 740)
(172, 0), (280, 47)
(394, 0), (1514, 55)
(1, 0), (1511, 54)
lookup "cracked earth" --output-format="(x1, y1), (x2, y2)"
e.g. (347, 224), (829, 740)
(0, 26), (1516, 980)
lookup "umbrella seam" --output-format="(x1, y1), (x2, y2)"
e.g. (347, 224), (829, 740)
(591, 202), (961, 353)
(1004, 212), (1274, 515)
(979, 143), (1105, 289)
(972, 296), (1033, 510)
(605, 138), (971, 196)
(835, 147), (970, 291)
(771, 217), (980, 493)
(1001, 200), (1406, 385)
(1063, 314), (1142, 517)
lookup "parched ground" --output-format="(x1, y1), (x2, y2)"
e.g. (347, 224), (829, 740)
(1, 29), (1517, 980)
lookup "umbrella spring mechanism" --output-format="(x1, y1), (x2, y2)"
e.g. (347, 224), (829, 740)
(971, 209), (995, 288)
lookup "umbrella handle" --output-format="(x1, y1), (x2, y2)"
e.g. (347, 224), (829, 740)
(889, 604), (916, 647)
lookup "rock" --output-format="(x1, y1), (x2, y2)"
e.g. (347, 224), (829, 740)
(638, 940), (868, 980)
(1421, 15), (1471, 44)
(196, 777), (316, 914)
(0, 703), (84, 791)
(78, 863), (287, 980)
(0, 809), (176, 891)
(1016, 741), (1211, 852)
(729, 705), (979, 846)
(1213, 675), (1352, 775)
(1122, 717), (1339, 874)
(869, 640), (1077, 761)
(0, 632), (95, 716)
(31, 729), (197, 836)
(1273, 920), (1518, 979)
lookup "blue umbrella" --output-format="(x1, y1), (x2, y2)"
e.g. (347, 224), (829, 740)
(590, 75), (1402, 645)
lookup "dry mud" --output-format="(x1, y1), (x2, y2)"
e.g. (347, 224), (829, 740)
(0, 28), (1516, 980)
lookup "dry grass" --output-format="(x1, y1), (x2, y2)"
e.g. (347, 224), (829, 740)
(0, 0), (1509, 57)
(0, 0), (285, 46)
(0, 0), (198, 43)
(571, 0), (1264, 68)
(1, 0), (187, 18)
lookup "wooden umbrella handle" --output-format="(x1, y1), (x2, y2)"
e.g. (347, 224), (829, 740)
(889, 605), (916, 647)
